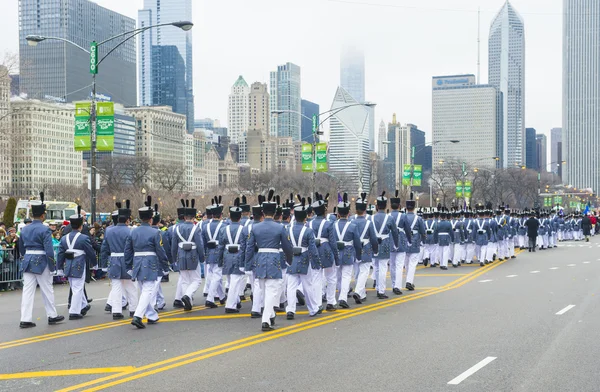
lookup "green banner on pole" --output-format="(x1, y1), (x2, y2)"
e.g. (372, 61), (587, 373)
(316, 142), (327, 172)
(90, 41), (98, 74)
(402, 164), (412, 186)
(74, 102), (91, 151)
(456, 181), (463, 198)
(312, 114), (318, 135)
(544, 197), (551, 207)
(96, 102), (114, 151)
(412, 165), (422, 186)
(301, 144), (313, 172)
(464, 180), (472, 198)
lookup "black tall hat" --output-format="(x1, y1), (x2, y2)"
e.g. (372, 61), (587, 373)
(211, 195), (224, 216)
(185, 199), (197, 218)
(177, 199), (187, 220)
(69, 205), (84, 226)
(406, 192), (416, 209)
(229, 197), (243, 220)
(118, 200), (131, 220)
(337, 193), (350, 215)
(293, 198), (308, 221)
(356, 192), (368, 212)
(30, 192), (46, 216)
(390, 189), (401, 206)
(240, 195), (250, 213)
(252, 194), (265, 217)
(311, 198), (326, 216)
(376, 191), (387, 209)
(139, 195), (154, 220)
(262, 189), (277, 215)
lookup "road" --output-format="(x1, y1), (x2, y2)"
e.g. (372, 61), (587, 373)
(0, 238), (599, 391)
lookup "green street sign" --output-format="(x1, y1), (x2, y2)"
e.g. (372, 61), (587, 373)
(301, 144), (313, 172)
(456, 181), (463, 198)
(312, 114), (318, 135)
(74, 102), (91, 151)
(90, 41), (98, 74)
(464, 180), (472, 198)
(401, 164), (411, 186)
(316, 142), (327, 172)
(96, 102), (114, 151)
(413, 165), (422, 186)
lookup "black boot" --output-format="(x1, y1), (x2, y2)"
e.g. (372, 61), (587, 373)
(287, 312), (295, 320)
(173, 299), (184, 309)
(131, 316), (145, 329)
(262, 322), (274, 331)
(338, 300), (350, 309)
(296, 290), (306, 306)
(48, 315), (64, 325)
(393, 288), (402, 295)
(182, 295), (193, 311)
(113, 313), (124, 320)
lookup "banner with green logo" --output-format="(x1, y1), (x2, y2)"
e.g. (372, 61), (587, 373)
(412, 165), (422, 186)
(401, 164), (412, 186)
(301, 144), (313, 172)
(74, 102), (91, 151)
(544, 197), (551, 207)
(316, 142), (327, 172)
(456, 181), (463, 198)
(96, 102), (114, 151)
(464, 180), (472, 198)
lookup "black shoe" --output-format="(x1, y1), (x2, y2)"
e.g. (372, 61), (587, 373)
(326, 304), (337, 311)
(205, 301), (218, 309)
(239, 295), (247, 301)
(430, 264), (436, 268)
(440, 266), (448, 270)
(406, 282), (415, 291)
(511, 255), (516, 259)
(338, 300), (350, 309)
(147, 318), (159, 325)
(393, 288), (402, 295)
(123, 302), (128, 310)
(105, 304), (112, 312)
(270, 317), (276, 326)
(48, 315), (64, 325)
(237, 302), (242, 310)
(129, 311), (135, 318)
(484, 260), (489, 265)
(453, 264), (458, 268)
(19, 322), (36, 328)
(182, 295), (193, 311)
(352, 292), (362, 304)
(262, 322), (274, 331)
(250, 294), (253, 302)
(69, 314), (83, 320)
(296, 290), (306, 306)
(348, 287), (354, 294)
(317, 306), (323, 314)
(225, 308), (239, 314)
(225, 288), (229, 294)
(173, 299), (184, 309)
(273, 305), (284, 312)
(203, 293), (208, 297)
(251, 311), (262, 318)
(423, 258), (429, 267)
(377, 293), (388, 299)
(245, 283), (252, 290)
(156, 303), (166, 311)
(87, 298), (93, 304)
(201, 274), (205, 279)
(372, 280), (376, 289)
(287, 312), (295, 320)
(131, 316), (145, 329)
(493, 254), (497, 261)
(322, 294), (327, 302)
(219, 296), (227, 305)
(480, 262), (485, 266)
(81, 305), (91, 316)
(113, 313), (124, 320)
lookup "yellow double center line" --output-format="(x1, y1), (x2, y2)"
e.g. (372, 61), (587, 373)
(58, 256), (511, 392)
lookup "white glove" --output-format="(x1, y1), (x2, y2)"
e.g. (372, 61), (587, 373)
(101, 268), (108, 272)
(245, 270), (252, 277)
(126, 270), (133, 277)
(239, 267), (245, 273)
(91, 264), (99, 270)
(56, 270), (65, 277)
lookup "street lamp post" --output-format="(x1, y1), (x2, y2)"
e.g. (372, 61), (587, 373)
(26, 21), (193, 224)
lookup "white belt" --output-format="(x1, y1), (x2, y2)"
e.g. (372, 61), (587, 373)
(110, 252), (125, 257)
(134, 252), (157, 257)
(69, 249), (86, 257)
(225, 244), (239, 250)
(26, 250), (46, 255)
(379, 234), (389, 240)
(319, 238), (329, 243)
(258, 248), (280, 253)
(279, 249), (284, 253)
(341, 241), (353, 246)
(361, 239), (370, 245)
(439, 233), (450, 235)
(178, 243), (197, 249)
(300, 247), (308, 253)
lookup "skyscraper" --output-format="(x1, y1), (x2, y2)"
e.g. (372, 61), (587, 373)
(300, 99), (319, 142)
(563, 0), (600, 192)
(550, 127), (562, 178)
(535, 133), (547, 172)
(227, 76), (249, 145)
(378, 119), (387, 159)
(270, 62), (301, 140)
(525, 128), (537, 170)
(488, 1), (525, 168)
(0, 66), (11, 196)
(139, 0), (194, 133)
(340, 45), (365, 104)
(19, 0), (136, 105)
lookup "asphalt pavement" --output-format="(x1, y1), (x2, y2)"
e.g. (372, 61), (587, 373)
(0, 238), (599, 391)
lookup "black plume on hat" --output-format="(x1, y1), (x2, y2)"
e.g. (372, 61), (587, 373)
(234, 197), (240, 207)
(77, 205), (81, 216)
(116, 202), (122, 209)
(242, 195), (247, 205)
(154, 204), (159, 213)
(343, 193), (348, 204)
(126, 200), (130, 209)
(192, 199), (196, 208)
(181, 199), (185, 207)
(40, 192), (45, 203)
(267, 189), (275, 202)
(276, 195), (281, 205)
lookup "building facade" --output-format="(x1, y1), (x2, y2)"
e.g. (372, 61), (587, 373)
(138, 0), (194, 133)
(563, 0), (600, 192)
(227, 76), (249, 145)
(378, 119), (387, 159)
(0, 67), (11, 196)
(300, 99), (319, 143)
(525, 128), (537, 170)
(19, 0), (136, 106)
(270, 62), (301, 140)
(488, 0), (525, 168)
(550, 127), (562, 178)
(535, 133), (547, 172)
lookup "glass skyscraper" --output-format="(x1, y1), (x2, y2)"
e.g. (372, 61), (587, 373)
(563, 0), (600, 192)
(18, 0), (136, 105)
(270, 62), (301, 140)
(300, 99), (319, 143)
(138, 0), (194, 133)
(340, 45), (365, 104)
(488, 1), (525, 168)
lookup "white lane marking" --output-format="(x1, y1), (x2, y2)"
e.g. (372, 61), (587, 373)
(56, 297), (107, 307)
(478, 279), (493, 283)
(556, 305), (576, 315)
(530, 271), (540, 274)
(567, 264), (576, 267)
(448, 357), (497, 385)
(583, 261), (591, 264)
(549, 267), (559, 270)
(506, 275), (518, 278)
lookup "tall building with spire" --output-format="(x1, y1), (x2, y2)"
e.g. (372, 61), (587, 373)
(227, 76), (249, 145)
(488, 1), (525, 168)
(563, 0), (600, 192)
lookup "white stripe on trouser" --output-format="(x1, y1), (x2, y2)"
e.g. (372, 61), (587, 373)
(252, 274), (264, 313)
(68, 275), (87, 315)
(180, 269), (202, 301)
(404, 253), (420, 285)
(354, 261), (371, 298)
(278, 268), (288, 304)
(322, 266), (337, 305)
(225, 273), (245, 309)
(438, 245), (450, 268)
(110, 279), (138, 314)
(134, 278), (160, 320)
(374, 258), (388, 294)
(486, 243), (496, 261)
(286, 273), (320, 315)
(337, 264), (354, 303)
(258, 278), (280, 324)
(390, 252), (405, 289)
(206, 264), (224, 303)
(308, 267), (322, 309)
(21, 267), (58, 323)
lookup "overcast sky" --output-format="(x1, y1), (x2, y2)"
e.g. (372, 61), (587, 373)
(1, 0), (562, 153)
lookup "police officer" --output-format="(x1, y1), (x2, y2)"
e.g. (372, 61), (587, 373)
(222, 198), (246, 313)
(333, 194), (362, 308)
(371, 192), (399, 299)
(399, 193), (425, 291)
(352, 193), (379, 304)
(57, 206), (96, 320)
(100, 200), (138, 319)
(126, 197), (169, 329)
(244, 190), (293, 331)
(19, 193), (64, 328)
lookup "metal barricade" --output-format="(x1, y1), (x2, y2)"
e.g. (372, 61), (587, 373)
(0, 247), (22, 285)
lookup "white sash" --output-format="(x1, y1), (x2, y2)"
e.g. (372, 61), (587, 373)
(206, 221), (224, 243)
(375, 215), (390, 238)
(290, 225), (308, 252)
(66, 232), (85, 257)
(226, 225), (243, 246)
(176, 223), (199, 249)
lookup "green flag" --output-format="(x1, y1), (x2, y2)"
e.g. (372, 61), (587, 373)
(464, 180), (472, 198)
(456, 181), (463, 198)
(316, 142), (327, 172)
(402, 164), (412, 186)
(74, 102), (91, 151)
(301, 144), (313, 172)
(413, 165), (422, 186)
(96, 102), (114, 151)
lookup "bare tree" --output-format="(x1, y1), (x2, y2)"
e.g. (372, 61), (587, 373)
(152, 161), (186, 192)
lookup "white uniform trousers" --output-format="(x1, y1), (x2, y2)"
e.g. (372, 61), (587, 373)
(452, 244), (464, 265)
(542, 234), (549, 249)
(278, 268), (288, 305)
(206, 264), (224, 303)
(438, 245), (451, 268)
(475, 245), (488, 262)
(404, 253), (420, 285)
(425, 244), (438, 264)
(180, 269), (202, 303)
(465, 243), (476, 263)
(354, 261), (371, 299)
(258, 278), (280, 324)
(68, 275), (86, 315)
(508, 238), (515, 257)
(155, 283), (165, 308)
(373, 258), (388, 294)
(486, 242), (496, 261)
(174, 271), (184, 301)
(286, 273), (319, 315)
(224, 273), (246, 310)
(308, 267), (322, 307)
(337, 264), (354, 303)
(110, 279), (138, 314)
(20, 267), (58, 323)
(390, 252), (405, 289)
(203, 263), (212, 295)
(322, 266), (338, 305)
(251, 274), (265, 313)
(134, 278), (160, 321)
